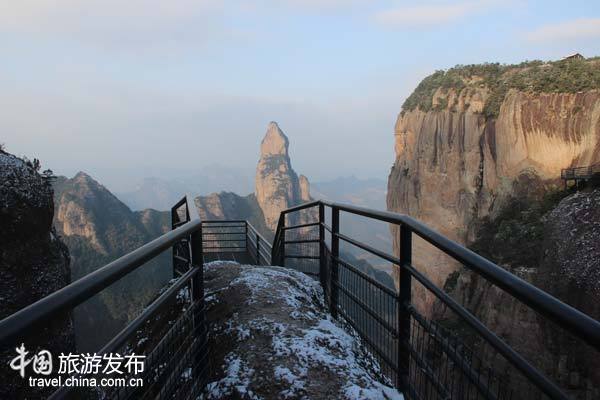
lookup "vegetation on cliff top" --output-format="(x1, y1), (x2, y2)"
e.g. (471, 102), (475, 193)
(402, 57), (600, 119)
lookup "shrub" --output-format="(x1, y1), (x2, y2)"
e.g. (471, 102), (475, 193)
(402, 58), (600, 119)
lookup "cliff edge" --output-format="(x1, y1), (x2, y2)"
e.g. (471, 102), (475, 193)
(0, 150), (74, 398)
(387, 59), (600, 312)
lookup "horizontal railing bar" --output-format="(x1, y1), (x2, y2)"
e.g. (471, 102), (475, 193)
(202, 220), (246, 224)
(336, 257), (398, 298)
(172, 220), (188, 228)
(202, 227), (245, 231)
(203, 247), (245, 250)
(203, 246), (245, 250)
(284, 239), (320, 244)
(400, 336), (452, 400)
(202, 239), (245, 242)
(323, 201), (600, 349)
(409, 308), (499, 400)
(173, 255), (190, 264)
(281, 200), (321, 214)
(402, 262), (568, 400)
(282, 221), (320, 230)
(135, 304), (203, 398)
(202, 233), (245, 237)
(0, 217), (203, 346)
(246, 221), (272, 248)
(49, 267), (200, 400)
(321, 222), (332, 233)
(258, 248), (271, 259)
(333, 281), (398, 337)
(401, 338), (452, 400)
(336, 305), (398, 370)
(201, 228), (246, 232)
(204, 249), (246, 253)
(284, 255), (320, 260)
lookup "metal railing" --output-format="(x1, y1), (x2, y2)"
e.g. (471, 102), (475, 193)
(201, 220), (272, 265)
(561, 163), (600, 180)
(0, 195), (208, 399)
(3, 194), (600, 399)
(271, 200), (600, 400)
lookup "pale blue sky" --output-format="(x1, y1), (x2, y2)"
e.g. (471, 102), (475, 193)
(1, 1), (599, 192)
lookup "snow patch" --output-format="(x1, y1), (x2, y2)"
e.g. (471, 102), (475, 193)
(204, 264), (403, 399)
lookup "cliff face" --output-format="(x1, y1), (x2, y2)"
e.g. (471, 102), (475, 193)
(441, 189), (600, 398)
(53, 173), (171, 351)
(0, 150), (74, 398)
(387, 62), (600, 312)
(196, 122), (312, 237)
(388, 60), (600, 398)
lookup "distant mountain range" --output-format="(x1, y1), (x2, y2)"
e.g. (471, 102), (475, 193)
(312, 176), (387, 210)
(312, 176), (393, 273)
(53, 172), (171, 351)
(117, 165), (253, 211)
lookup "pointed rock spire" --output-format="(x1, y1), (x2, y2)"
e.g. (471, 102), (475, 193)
(255, 121), (312, 231)
(260, 121), (289, 157)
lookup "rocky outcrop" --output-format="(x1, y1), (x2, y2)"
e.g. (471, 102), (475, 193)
(256, 122), (312, 231)
(387, 61), (600, 313)
(202, 261), (402, 399)
(53, 173), (171, 351)
(195, 192), (271, 238)
(0, 150), (74, 398)
(196, 122), (312, 237)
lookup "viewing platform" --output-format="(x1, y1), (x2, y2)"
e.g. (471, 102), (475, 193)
(561, 162), (600, 188)
(1, 195), (599, 399)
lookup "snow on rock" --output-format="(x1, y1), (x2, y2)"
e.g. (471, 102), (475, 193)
(202, 261), (403, 400)
(542, 188), (600, 294)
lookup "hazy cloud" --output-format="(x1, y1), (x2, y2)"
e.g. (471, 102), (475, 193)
(373, 1), (498, 28)
(0, 1), (231, 51)
(526, 18), (600, 42)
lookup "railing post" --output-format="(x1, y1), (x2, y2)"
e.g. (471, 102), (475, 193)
(256, 233), (261, 265)
(330, 206), (340, 319)
(319, 203), (326, 289)
(272, 215), (284, 266)
(190, 220), (205, 383)
(279, 224), (285, 266)
(245, 222), (248, 253)
(397, 224), (412, 391)
(170, 207), (179, 278)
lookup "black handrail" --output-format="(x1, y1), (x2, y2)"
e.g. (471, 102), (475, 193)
(0, 195), (202, 346)
(329, 201), (600, 349)
(275, 199), (600, 349)
(271, 199), (600, 400)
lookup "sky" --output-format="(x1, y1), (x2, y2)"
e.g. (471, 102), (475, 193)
(1, 0), (600, 192)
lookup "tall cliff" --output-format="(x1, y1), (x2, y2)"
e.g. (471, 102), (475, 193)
(53, 172), (171, 351)
(387, 59), (600, 312)
(196, 121), (312, 237)
(387, 59), (600, 398)
(0, 150), (74, 398)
